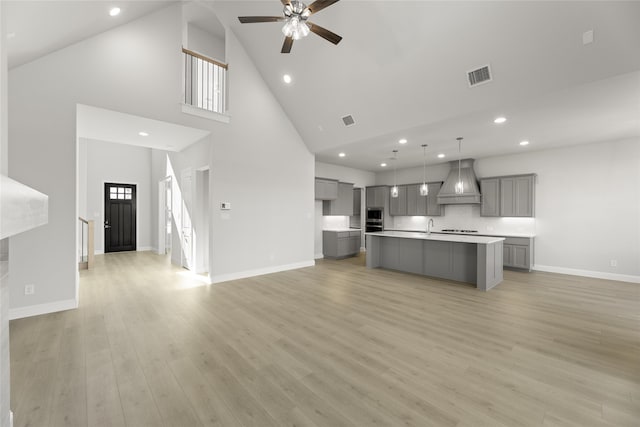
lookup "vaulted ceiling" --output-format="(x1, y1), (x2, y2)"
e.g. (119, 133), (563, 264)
(5, 1), (640, 171)
(212, 0), (640, 170)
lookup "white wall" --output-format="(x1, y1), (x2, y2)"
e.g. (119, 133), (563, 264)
(79, 139), (152, 253)
(314, 162), (376, 257)
(375, 139), (640, 281)
(186, 23), (225, 62)
(8, 4), (314, 316)
(0, 4), (10, 426)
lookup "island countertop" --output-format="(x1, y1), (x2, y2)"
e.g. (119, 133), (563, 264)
(365, 230), (504, 245)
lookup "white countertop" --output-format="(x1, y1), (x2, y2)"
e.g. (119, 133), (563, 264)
(366, 230), (505, 244)
(1, 175), (49, 240)
(385, 229), (535, 238)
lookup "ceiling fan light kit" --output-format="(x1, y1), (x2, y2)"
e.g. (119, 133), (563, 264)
(238, 0), (343, 53)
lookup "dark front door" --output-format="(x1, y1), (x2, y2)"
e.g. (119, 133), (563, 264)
(105, 183), (137, 252)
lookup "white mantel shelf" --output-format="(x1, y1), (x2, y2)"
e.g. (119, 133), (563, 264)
(0, 175), (49, 240)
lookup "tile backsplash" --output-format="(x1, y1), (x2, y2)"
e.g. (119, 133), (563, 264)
(390, 204), (536, 235)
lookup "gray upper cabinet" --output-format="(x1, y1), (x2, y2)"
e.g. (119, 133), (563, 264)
(353, 188), (361, 216)
(480, 174), (535, 217)
(389, 185), (408, 216)
(366, 186), (388, 208)
(501, 175), (535, 217)
(480, 178), (500, 217)
(426, 182), (444, 216)
(406, 184), (426, 216)
(323, 182), (354, 215)
(395, 182), (443, 216)
(315, 178), (338, 200)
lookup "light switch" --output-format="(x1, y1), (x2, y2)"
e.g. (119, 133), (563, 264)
(220, 202), (231, 210)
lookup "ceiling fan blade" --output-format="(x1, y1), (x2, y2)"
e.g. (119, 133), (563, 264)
(305, 0), (340, 16)
(280, 0), (291, 5)
(238, 16), (284, 24)
(308, 22), (342, 45)
(281, 36), (294, 53)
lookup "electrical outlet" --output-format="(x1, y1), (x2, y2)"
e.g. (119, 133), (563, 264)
(24, 284), (35, 295)
(610, 259), (617, 267)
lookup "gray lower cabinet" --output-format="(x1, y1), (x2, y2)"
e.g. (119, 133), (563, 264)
(366, 186), (388, 208)
(480, 174), (535, 217)
(323, 230), (361, 259)
(315, 178), (338, 200)
(323, 182), (354, 215)
(502, 236), (534, 270)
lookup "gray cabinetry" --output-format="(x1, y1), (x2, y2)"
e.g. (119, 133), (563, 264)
(501, 175), (534, 217)
(352, 188), (361, 216)
(426, 182), (444, 216)
(390, 182), (443, 216)
(366, 186), (388, 208)
(315, 178), (338, 200)
(480, 174), (535, 217)
(389, 185), (408, 216)
(502, 236), (534, 270)
(406, 184), (425, 216)
(480, 178), (500, 217)
(323, 230), (361, 259)
(323, 182), (354, 216)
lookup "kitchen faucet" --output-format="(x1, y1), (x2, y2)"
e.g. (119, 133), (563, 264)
(427, 218), (434, 235)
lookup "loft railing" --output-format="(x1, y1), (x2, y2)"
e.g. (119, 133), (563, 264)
(78, 217), (94, 270)
(183, 47), (227, 114)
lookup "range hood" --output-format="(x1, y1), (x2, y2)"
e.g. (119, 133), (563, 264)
(437, 159), (482, 205)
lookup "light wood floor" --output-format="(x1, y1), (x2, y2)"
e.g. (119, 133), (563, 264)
(9, 251), (640, 427)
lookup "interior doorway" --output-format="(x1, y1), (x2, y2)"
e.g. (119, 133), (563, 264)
(104, 182), (137, 252)
(194, 168), (210, 274)
(157, 177), (172, 255)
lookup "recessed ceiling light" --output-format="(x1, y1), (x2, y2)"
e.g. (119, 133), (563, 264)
(138, 131), (149, 137)
(519, 140), (529, 146)
(109, 7), (121, 17)
(398, 138), (407, 144)
(338, 152), (346, 157)
(437, 153), (445, 158)
(380, 163), (387, 167)
(6, 32), (16, 39)
(283, 74), (292, 84)
(494, 116), (507, 124)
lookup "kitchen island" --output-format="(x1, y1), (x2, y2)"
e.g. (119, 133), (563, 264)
(365, 231), (504, 291)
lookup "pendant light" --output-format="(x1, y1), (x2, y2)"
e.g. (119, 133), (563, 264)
(455, 137), (464, 194)
(391, 150), (399, 198)
(419, 144), (429, 196)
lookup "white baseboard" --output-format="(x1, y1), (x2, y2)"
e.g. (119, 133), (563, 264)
(9, 298), (78, 320)
(314, 253), (324, 259)
(533, 265), (640, 284)
(212, 260), (315, 284)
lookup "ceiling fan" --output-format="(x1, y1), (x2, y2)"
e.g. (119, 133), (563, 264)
(238, 0), (342, 53)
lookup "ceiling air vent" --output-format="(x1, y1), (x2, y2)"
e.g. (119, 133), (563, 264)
(467, 65), (492, 87)
(342, 115), (355, 127)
